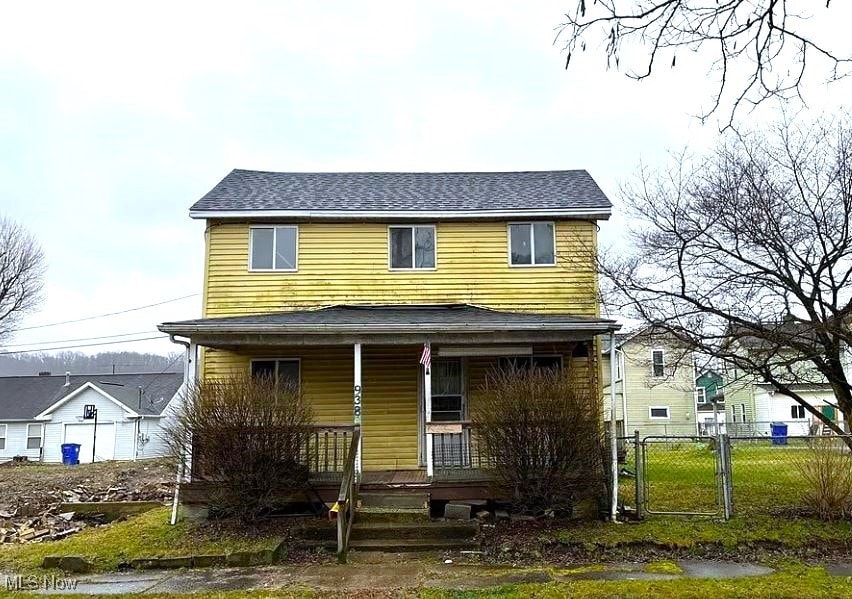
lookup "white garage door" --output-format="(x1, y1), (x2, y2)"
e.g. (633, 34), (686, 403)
(64, 423), (116, 463)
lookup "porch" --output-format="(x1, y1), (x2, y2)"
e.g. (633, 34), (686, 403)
(160, 304), (619, 497)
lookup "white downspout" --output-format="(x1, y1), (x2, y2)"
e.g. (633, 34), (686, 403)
(616, 348), (628, 435)
(609, 331), (619, 522)
(168, 335), (194, 525)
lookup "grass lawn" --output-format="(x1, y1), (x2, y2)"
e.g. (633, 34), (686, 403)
(5, 565), (852, 598)
(618, 439), (828, 516)
(547, 514), (852, 550)
(0, 507), (286, 574)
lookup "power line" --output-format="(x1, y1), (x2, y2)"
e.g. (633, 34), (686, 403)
(12, 294), (199, 332)
(0, 335), (169, 355)
(2, 330), (158, 348)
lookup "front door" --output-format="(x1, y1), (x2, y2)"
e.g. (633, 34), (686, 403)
(429, 358), (467, 467)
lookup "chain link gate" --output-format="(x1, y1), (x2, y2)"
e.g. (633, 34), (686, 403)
(636, 433), (733, 518)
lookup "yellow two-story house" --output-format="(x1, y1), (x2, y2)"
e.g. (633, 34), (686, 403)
(159, 169), (618, 500)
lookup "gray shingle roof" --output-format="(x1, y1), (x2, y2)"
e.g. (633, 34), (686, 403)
(160, 304), (618, 334)
(0, 373), (184, 420)
(190, 170), (612, 217)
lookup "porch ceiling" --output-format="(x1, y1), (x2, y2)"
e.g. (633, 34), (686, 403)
(158, 304), (620, 348)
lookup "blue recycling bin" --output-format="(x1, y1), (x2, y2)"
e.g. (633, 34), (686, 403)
(770, 422), (788, 446)
(61, 443), (81, 465)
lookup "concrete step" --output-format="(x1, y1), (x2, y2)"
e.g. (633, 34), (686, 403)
(348, 538), (479, 552)
(351, 521), (478, 541)
(355, 506), (431, 523)
(358, 491), (429, 509)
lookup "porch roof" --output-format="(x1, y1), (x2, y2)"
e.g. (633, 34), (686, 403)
(159, 304), (620, 347)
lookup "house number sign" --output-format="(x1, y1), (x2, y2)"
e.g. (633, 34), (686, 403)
(353, 384), (362, 425)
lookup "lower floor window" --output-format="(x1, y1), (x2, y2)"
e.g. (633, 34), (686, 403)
(0, 424), (6, 450)
(250, 359), (300, 389)
(26, 423), (43, 450)
(649, 406), (670, 419)
(791, 405), (806, 419)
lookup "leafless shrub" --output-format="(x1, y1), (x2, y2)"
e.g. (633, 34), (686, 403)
(168, 373), (315, 523)
(792, 437), (852, 521)
(472, 366), (606, 516)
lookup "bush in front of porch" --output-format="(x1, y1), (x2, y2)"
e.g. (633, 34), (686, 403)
(472, 366), (606, 517)
(167, 373), (315, 523)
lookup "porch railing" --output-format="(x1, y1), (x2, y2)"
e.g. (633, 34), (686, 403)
(304, 425), (358, 483)
(190, 424), (356, 482)
(429, 422), (492, 481)
(336, 427), (360, 564)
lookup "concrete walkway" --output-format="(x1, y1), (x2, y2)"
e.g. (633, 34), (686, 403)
(9, 556), (788, 595)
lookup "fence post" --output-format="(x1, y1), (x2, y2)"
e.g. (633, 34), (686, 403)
(634, 430), (644, 519)
(718, 433), (733, 520)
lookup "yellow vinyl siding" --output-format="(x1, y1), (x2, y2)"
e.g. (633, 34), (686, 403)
(203, 345), (419, 471)
(203, 220), (598, 317)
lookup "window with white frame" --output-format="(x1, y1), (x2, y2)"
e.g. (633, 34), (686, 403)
(651, 349), (665, 377)
(388, 225), (435, 270)
(26, 423), (43, 450)
(250, 359), (301, 389)
(649, 406), (670, 419)
(791, 404), (806, 419)
(695, 386), (707, 404)
(250, 226), (298, 271)
(508, 222), (555, 266)
(740, 403), (746, 421)
(0, 424), (5, 450)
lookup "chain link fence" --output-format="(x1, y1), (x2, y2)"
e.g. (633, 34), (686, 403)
(616, 431), (852, 519)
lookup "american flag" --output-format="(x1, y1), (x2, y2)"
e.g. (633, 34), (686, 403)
(419, 343), (431, 373)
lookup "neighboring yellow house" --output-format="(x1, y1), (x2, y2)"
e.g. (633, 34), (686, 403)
(602, 328), (699, 438)
(160, 169), (618, 499)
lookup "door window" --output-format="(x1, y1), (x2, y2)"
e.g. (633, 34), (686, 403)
(431, 359), (463, 422)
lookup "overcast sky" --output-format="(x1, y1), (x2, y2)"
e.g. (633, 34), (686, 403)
(1, 1), (850, 357)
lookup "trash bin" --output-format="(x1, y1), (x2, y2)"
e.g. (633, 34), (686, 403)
(770, 422), (788, 446)
(61, 443), (81, 465)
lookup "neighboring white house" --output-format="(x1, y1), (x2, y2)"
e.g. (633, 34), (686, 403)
(742, 383), (844, 436)
(0, 372), (183, 463)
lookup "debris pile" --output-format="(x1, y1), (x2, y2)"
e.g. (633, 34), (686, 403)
(0, 460), (174, 543)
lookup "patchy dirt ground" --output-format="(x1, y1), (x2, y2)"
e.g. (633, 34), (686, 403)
(0, 458), (174, 543)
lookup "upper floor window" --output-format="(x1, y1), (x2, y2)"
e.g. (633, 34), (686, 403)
(651, 349), (665, 378)
(508, 222), (555, 266)
(389, 225), (435, 270)
(250, 226), (298, 271)
(695, 386), (707, 404)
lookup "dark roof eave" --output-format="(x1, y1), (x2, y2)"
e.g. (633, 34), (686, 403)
(158, 321), (620, 336)
(189, 208), (612, 221)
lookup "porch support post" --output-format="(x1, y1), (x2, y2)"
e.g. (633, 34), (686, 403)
(353, 342), (362, 477)
(425, 341), (433, 478)
(609, 331), (619, 522)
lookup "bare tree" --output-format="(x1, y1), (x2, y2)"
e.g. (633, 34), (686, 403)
(602, 115), (852, 441)
(557, 1), (850, 125)
(0, 217), (45, 343)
